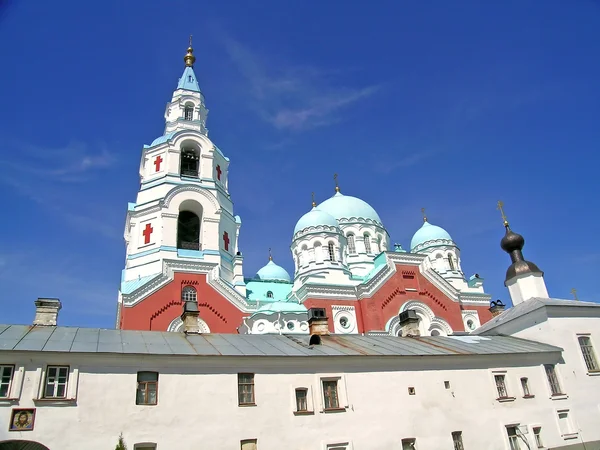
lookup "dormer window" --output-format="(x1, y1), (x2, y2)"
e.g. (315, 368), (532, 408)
(184, 104), (194, 121)
(180, 147), (199, 177)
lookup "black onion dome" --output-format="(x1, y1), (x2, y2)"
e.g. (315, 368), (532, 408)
(501, 229), (525, 253)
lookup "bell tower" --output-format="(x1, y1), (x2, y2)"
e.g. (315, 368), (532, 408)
(116, 39), (248, 332)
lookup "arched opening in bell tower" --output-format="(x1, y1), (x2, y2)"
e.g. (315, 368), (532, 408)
(180, 147), (199, 177)
(177, 210), (201, 250)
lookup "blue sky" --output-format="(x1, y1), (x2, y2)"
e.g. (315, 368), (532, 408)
(1, 0), (599, 327)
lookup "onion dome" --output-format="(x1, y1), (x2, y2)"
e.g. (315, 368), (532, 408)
(500, 226), (542, 283)
(318, 192), (382, 223)
(255, 257), (291, 282)
(410, 221), (453, 251)
(293, 207), (339, 235)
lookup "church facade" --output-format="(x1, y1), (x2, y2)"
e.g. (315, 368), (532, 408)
(117, 43), (493, 337)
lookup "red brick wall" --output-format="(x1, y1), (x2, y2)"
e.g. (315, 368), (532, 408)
(120, 273), (245, 333)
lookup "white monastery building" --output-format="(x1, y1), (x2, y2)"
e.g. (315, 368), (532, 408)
(0, 42), (599, 450)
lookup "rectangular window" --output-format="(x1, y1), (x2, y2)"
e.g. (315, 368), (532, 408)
(452, 431), (464, 450)
(295, 388), (308, 412)
(240, 439), (257, 450)
(578, 336), (599, 372)
(544, 364), (563, 396)
(136, 371), (158, 405)
(494, 374), (508, 398)
(533, 427), (543, 448)
(322, 380), (340, 410)
(238, 373), (255, 405)
(557, 409), (574, 436)
(401, 438), (416, 450)
(506, 426), (521, 450)
(520, 377), (531, 396)
(44, 366), (69, 398)
(0, 365), (14, 398)
(133, 445), (157, 450)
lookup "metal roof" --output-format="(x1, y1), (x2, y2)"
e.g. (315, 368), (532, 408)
(474, 297), (600, 335)
(0, 324), (561, 357)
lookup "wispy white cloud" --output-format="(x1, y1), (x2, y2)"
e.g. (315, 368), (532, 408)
(221, 35), (380, 131)
(373, 149), (439, 174)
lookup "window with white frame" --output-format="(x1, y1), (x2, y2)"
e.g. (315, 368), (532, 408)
(544, 364), (564, 396)
(182, 285), (197, 302)
(238, 373), (255, 405)
(447, 254), (455, 270)
(44, 366), (69, 398)
(295, 388), (308, 412)
(520, 377), (531, 397)
(494, 374), (508, 398)
(451, 431), (464, 450)
(401, 438), (416, 450)
(557, 409), (575, 436)
(133, 444), (157, 450)
(322, 379), (340, 410)
(0, 365), (14, 398)
(363, 234), (372, 253)
(347, 234), (356, 254)
(136, 371), (158, 405)
(578, 335), (599, 372)
(184, 104), (194, 121)
(327, 242), (336, 261)
(532, 427), (543, 448)
(506, 426), (521, 450)
(326, 444), (349, 450)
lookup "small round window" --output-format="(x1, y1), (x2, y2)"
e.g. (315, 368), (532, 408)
(467, 319), (475, 330)
(287, 322), (295, 330)
(339, 316), (350, 329)
(266, 291), (274, 299)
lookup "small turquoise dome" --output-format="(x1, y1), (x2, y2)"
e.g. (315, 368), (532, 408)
(254, 301), (307, 315)
(150, 132), (177, 147)
(294, 207), (339, 235)
(255, 259), (291, 282)
(318, 192), (382, 223)
(410, 221), (453, 251)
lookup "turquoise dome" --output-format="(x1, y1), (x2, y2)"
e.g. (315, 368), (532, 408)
(410, 221), (453, 251)
(254, 301), (307, 315)
(294, 207), (339, 235)
(255, 259), (291, 282)
(150, 132), (176, 147)
(318, 192), (382, 223)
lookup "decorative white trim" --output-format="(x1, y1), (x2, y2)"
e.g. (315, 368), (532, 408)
(167, 316), (211, 333)
(162, 185), (220, 211)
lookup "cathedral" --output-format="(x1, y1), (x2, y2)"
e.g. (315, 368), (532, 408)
(117, 42), (494, 337)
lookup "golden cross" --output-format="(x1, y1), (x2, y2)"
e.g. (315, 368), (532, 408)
(571, 288), (578, 301)
(497, 200), (509, 227)
(334, 173), (340, 192)
(268, 247), (272, 260)
(189, 35), (193, 47)
(311, 191), (316, 207)
(421, 207), (427, 222)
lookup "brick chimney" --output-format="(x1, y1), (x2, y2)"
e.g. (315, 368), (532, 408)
(399, 310), (420, 337)
(489, 300), (506, 317)
(33, 298), (62, 326)
(308, 308), (329, 339)
(181, 300), (200, 334)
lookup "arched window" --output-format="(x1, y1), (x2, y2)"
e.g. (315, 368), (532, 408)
(328, 242), (335, 261)
(377, 235), (382, 253)
(182, 286), (197, 302)
(448, 254), (455, 271)
(180, 147), (199, 177)
(363, 234), (372, 253)
(347, 234), (356, 254)
(177, 211), (200, 250)
(184, 104), (194, 121)
(266, 291), (274, 299)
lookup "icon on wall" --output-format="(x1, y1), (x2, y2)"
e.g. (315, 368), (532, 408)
(9, 408), (36, 431)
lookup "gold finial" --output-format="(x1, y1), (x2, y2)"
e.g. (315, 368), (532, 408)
(497, 200), (509, 228)
(421, 207), (427, 222)
(311, 192), (316, 208)
(268, 247), (272, 261)
(184, 35), (196, 67)
(334, 173), (340, 193)
(571, 288), (579, 301)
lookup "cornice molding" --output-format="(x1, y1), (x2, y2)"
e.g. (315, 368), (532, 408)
(292, 225), (342, 243)
(207, 265), (251, 310)
(162, 184), (220, 211)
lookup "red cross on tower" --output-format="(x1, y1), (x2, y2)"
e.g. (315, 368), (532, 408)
(153, 155), (163, 172)
(222, 231), (230, 251)
(142, 223), (154, 244)
(216, 165), (222, 180)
